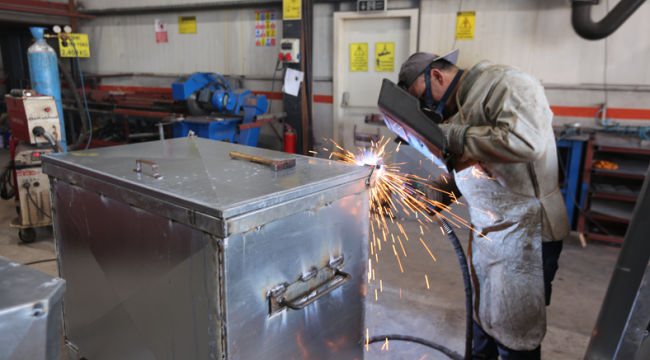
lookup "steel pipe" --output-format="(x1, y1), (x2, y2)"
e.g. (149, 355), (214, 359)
(0, 4), (96, 18)
(572, 0), (646, 40)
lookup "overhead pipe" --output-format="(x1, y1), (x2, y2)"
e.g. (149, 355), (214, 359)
(0, 4), (96, 18)
(572, 0), (646, 40)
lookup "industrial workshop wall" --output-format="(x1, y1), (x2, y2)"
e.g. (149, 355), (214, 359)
(72, 0), (650, 150)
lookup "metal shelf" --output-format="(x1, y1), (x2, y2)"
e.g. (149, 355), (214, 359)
(598, 146), (650, 156)
(589, 212), (631, 224)
(593, 170), (645, 179)
(590, 191), (638, 202)
(586, 232), (624, 244)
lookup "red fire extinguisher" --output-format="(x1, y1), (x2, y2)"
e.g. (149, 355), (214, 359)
(284, 125), (296, 154)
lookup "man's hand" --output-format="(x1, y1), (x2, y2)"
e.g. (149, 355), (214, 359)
(440, 123), (470, 155)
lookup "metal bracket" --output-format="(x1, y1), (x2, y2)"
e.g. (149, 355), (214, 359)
(267, 255), (348, 316)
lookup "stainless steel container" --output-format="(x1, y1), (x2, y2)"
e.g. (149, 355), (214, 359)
(42, 138), (370, 360)
(0, 255), (66, 360)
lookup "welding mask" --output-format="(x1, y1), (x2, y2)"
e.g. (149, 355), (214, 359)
(378, 78), (452, 172)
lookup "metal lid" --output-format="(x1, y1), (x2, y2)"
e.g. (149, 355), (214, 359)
(42, 138), (370, 219)
(0, 256), (65, 312)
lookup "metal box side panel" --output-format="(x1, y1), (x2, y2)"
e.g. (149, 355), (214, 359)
(52, 180), (224, 360)
(0, 255), (65, 360)
(223, 191), (369, 360)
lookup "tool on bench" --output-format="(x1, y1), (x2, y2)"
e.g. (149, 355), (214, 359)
(229, 151), (296, 171)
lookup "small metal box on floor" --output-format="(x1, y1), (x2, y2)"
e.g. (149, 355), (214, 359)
(42, 138), (370, 360)
(0, 255), (66, 360)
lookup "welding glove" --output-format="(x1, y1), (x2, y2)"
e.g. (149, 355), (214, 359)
(439, 123), (470, 155)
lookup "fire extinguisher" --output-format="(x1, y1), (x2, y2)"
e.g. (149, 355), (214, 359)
(284, 125), (296, 154)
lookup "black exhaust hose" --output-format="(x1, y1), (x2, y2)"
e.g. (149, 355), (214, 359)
(368, 216), (473, 360)
(57, 57), (89, 150)
(572, 0), (646, 40)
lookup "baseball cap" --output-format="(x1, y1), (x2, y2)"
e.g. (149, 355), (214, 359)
(398, 49), (460, 89)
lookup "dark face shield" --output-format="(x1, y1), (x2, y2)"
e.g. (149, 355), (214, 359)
(378, 79), (452, 171)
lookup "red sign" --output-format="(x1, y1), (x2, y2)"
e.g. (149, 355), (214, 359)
(156, 32), (168, 43)
(155, 19), (168, 43)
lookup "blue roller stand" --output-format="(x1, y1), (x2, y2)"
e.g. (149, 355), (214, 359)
(172, 73), (268, 146)
(28, 27), (67, 151)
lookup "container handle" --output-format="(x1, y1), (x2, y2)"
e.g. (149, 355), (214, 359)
(278, 269), (351, 311)
(133, 159), (162, 179)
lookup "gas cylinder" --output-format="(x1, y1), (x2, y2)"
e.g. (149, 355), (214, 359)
(284, 126), (296, 154)
(28, 27), (67, 150)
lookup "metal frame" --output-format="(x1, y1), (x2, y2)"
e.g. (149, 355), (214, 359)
(556, 138), (585, 228)
(585, 166), (650, 359)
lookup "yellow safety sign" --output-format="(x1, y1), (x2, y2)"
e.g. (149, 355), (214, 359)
(179, 16), (197, 34)
(283, 0), (302, 20)
(375, 42), (394, 72)
(350, 43), (368, 72)
(59, 34), (90, 58)
(455, 11), (475, 40)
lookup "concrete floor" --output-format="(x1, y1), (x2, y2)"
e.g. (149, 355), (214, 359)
(0, 147), (620, 360)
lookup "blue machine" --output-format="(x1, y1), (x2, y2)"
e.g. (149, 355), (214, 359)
(28, 27), (67, 151)
(172, 73), (268, 147)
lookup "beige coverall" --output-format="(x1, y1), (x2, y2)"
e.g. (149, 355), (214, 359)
(429, 60), (571, 351)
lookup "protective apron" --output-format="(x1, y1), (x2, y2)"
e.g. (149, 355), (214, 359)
(455, 164), (547, 351)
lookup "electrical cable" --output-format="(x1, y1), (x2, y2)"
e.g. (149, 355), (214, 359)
(69, 39), (93, 150)
(595, 109), (650, 139)
(451, 0), (464, 51)
(23, 183), (51, 219)
(368, 334), (463, 360)
(57, 56), (89, 150)
(367, 212), (472, 360)
(23, 258), (57, 266)
(0, 160), (14, 200)
(268, 59), (286, 113)
(555, 139), (616, 238)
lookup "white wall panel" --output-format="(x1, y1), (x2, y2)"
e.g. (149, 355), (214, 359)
(78, 7), (282, 76)
(419, 0), (650, 85)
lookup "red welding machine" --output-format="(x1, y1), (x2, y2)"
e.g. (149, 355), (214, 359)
(5, 93), (62, 145)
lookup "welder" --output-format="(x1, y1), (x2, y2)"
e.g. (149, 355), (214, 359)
(397, 50), (570, 359)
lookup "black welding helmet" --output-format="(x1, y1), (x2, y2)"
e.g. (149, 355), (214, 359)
(397, 49), (461, 122)
(377, 78), (452, 172)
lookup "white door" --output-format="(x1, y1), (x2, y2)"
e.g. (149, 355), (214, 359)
(333, 9), (419, 163)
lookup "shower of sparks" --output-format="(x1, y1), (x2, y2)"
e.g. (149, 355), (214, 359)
(366, 329), (369, 351)
(322, 138), (495, 304)
(380, 279), (383, 292)
(382, 338), (389, 350)
(419, 238), (437, 262)
(397, 236), (407, 257)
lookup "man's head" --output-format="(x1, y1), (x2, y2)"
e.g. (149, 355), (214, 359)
(398, 50), (460, 103)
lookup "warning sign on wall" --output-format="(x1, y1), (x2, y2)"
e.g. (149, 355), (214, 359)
(155, 19), (168, 43)
(59, 34), (90, 57)
(375, 42), (394, 72)
(179, 16), (197, 34)
(255, 10), (276, 47)
(283, 0), (301, 20)
(350, 43), (368, 72)
(455, 11), (475, 40)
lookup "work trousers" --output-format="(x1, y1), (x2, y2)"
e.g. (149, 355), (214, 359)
(472, 240), (564, 360)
